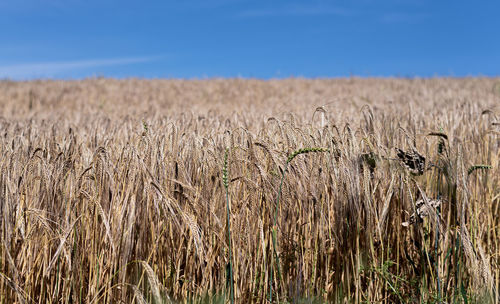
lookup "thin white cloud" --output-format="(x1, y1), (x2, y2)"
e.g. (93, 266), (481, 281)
(380, 12), (430, 23)
(0, 0), (81, 11)
(237, 3), (429, 24)
(182, 0), (249, 10)
(238, 4), (353, 18)
(0, 56), (156, 79)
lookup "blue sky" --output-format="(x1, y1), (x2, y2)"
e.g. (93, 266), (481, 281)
(0, 0), (499, 79)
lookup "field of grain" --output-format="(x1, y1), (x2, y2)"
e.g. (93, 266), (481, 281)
(0, 78), (499, 303)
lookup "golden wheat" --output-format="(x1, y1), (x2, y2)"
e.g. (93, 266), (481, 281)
(0, 77), (498, 303)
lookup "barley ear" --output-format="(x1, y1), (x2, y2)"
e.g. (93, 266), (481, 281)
(427, 131), (448, 155)
(427, 132), (448, 140)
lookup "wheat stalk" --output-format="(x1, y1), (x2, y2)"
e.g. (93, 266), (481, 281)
(269, 147), (329, 302)
(223, 148), (234, 304)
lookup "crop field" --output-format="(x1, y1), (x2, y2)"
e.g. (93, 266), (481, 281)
(0, 78), (499, 303)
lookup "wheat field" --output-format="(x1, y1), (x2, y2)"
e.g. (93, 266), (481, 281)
(0, 78), (499, 303)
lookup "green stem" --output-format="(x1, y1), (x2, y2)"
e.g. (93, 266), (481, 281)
(436, 207), (440, 303)
(269, 163), (288, 303)
(225, 188), (234, 304)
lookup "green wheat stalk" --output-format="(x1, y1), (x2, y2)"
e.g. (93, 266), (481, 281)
(223, 148), (234, 304)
